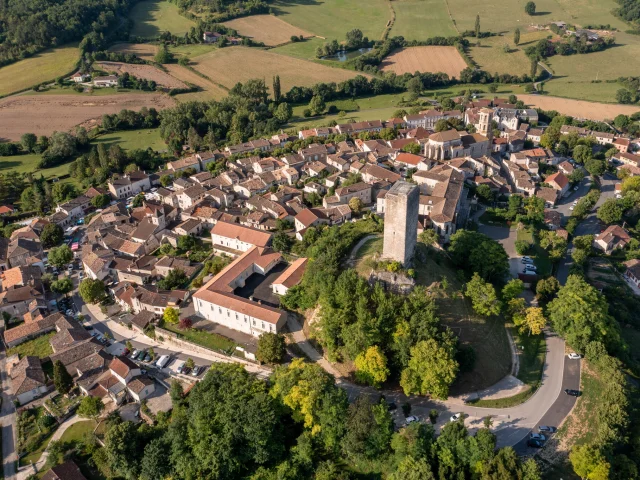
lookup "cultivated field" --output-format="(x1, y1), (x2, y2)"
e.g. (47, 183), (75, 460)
(272, 0), (389, 39)
(190, 47), (365, 92)
(0, 45), (78, 98)
(163, 64), (229, 101)
(519, 94), (640, 121)
(380, 46), (467, 77)
(108, 43), (158, 61)
(0, 94), (176, 141)
(96, 62), (188, 89)
(223, 15), (312, 46)
(391, 0), (459, 40)
(130, 0), (195, 37)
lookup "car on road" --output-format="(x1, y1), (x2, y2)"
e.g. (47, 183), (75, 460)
(450, 413), (463, 422)
(567, 353), (581, 359)
(565, 389), (581, 397)
(405, 416), (419, 425)
(538, 426), (557, 433)
(527, 439), (544, 448)
(530, 433), (546, 441)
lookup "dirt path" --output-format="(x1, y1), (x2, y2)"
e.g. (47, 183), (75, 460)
(345, 234), (378, 268)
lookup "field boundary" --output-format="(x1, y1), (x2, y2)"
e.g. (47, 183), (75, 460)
(183, 64), (230, 92)
(0, 66), (78, 101)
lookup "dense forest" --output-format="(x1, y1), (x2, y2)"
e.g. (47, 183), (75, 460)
(616, 0), (640, 26)
(170, 0), (269, 22)
(0, 0), (135, 66)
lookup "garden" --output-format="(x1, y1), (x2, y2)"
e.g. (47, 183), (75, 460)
(17, 406), (58, 467)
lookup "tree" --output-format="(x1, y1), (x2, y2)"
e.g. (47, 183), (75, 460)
(40, 223), (64, 248)
(488, 83), (498, 93)
(419, 229), (438, 246)
(354, 346), (390, 388)
(177, 235), (196, 251)
(514, 28), (521, 45)
(154, 43), (171, 64)
(400, 338), (459, 399)
(256, 332), (286, 364)
(616, 89), (633, 104)
(48, 244), (73, 268)
(530, 59), (538, 78)
(342, 396), (393, 461)
(104, 420), (142, 479)
(476, 184), (494, 203)
(272, 231), (294, 253)
(131, 193), (145, 208)
(272, 75), (281, 103)
(536, 276), (560, 301)
(389, 456), (435, 480)
(475, 15), (481, 38)
(585, 158), (606, 177)
(548, 275), (620, 353)
(539, 230), (567, 261)
(572, 144), (592, 164)
(465, 273), (501, 316)
(570, 445), (611, 480)
(185, 357), (195, 369)
(51, 277), (73, 297)
(502, 279), (524, 302)
(274, 102), (293, 123)
(90, 194), (110, 209)
(163, 307), (179, 324)
(622, 175), (640, 194)
(21, 133), (37, 153)
(78, 395), (104, 421)
(157, 268), (188, 290)
(348, 197), (363, 213)
(525, 1), (536, 15)
(79, 278), (105, 304)
(179, 317), (192, 329)
(53, 360), (73, 394)
(597, 198), (623, 224)
(517, 307), (546, 335)
(140, 438), (171, 480)
(449, 230), (509, 282)
(346, 28), (365, 49)
(309, 96), (326, 116)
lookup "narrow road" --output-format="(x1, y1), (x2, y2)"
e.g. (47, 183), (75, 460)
(1, 342), (18, 480)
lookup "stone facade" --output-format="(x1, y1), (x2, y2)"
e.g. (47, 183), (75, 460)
(382, 181), (419, 265)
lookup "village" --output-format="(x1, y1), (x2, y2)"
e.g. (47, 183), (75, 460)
(1, 92), (639, 478)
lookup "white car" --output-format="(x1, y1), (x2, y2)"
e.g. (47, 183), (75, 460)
(567, 353), (581, 360)
(616, 194), (622, 199)
(405, 416), (419, 425)
(573, 186), (579, 191)
(569, 206), (574, 211)
(450, 413), (463, 422)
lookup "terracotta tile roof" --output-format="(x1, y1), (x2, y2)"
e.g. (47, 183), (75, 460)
(109, 356), (138, 379)
(273, 258), (308, 288)
(10, 356), (46, 395)
(211, 221), (272, 247)
(42, 460), (87, 480)
(128, 375), (154, 394)
(295, 208), (327, 228)
(546, 172), (569, 190)
(3, 313), (58, 344)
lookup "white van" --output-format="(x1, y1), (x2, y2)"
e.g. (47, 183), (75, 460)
(155, 355), (170, 369)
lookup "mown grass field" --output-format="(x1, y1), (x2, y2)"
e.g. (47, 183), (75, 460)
(272, 0), (390, 39)
(271, 37), (326, 60)
(468, 30), (550, 77)
(92, 129), (167, 152)
(191, 46), (365, 92)
(223, 15), (312, 46)
(130, 0), (195, 37)
(391, 0), (459, 40)
(0, 44), (78, 97)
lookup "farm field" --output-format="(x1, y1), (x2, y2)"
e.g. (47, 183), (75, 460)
(130, 0), (195, 38)
(164, 64), (229, 101)
(91, 128), (167, 152)
(518, 94), (640, 121)
(108, 42), (158, 60)
(271, 37), (325, 60)
(541, 80), (624, 104)
(380, 46), (467, 77)
(190, 47), (365, 92)
(0, 93), (176, 141)
(0, 44), (78, 98)
(468, 30), (550, 77)
(96, 62), (188, 89)
(271, 0), (390, 40)
(223, 15), (312, 46)
(391, 0), (459, 40)
(170, 44), (217, 59)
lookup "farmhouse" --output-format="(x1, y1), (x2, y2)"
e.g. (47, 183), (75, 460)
(93, 75), (118, 87)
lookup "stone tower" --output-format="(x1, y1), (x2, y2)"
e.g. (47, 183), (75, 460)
(478, 108), (493, 144)
(382, 181), (419, 266)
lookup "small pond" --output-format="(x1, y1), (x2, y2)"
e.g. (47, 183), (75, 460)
(321, 47), (372, 62)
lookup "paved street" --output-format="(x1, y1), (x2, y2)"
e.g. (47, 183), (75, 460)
(1, 344), (17, 480)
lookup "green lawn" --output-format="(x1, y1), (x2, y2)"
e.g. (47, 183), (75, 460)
(7, 333), (55, 359)
(171, 43), (219, 59)
(271, 38), (327, 61)
(0, 44), (78, 97)
(91, 129), (167, 152)
(58, 421), (96, 444)
(272, 0), (390, 40)
(161, 323), (236, 354)
(130, 0), (195, 38)
(391, 0), (458, 40)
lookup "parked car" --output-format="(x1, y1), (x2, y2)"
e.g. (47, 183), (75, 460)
(527, 439), (544, 448)
(530, 433), (546, 441)
(174, 360), (186, 374)
(191, 366), (203, 377)
(143, 353), (152, 363)
(131, 349), (140, 359)
(521, 256), (533, 262)
(155, 355), (171, 368)
(538, 426), (557, 433)
(123, 348), (130, 356)
(450, 413), (463, 422)
(573, 186), (579, 191)
(137, 350), (147, 361)
(565, 389), (581, 397)
(521, 258), (534, 264)
(404, 416), (419, 425)
(567, 353), (581, 359)
(66, 309), (74, 317)
(78, 271), (84, 280)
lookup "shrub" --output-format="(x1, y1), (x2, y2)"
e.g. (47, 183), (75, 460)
(515, 240), (531, 255)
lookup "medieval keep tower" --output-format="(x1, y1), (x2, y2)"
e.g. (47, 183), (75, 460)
(382, 181), (419, 266)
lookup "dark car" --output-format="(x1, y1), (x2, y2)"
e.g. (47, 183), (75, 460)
(538, 426), (557, 433)
(387, 402), (397, 411)
(565, 389), (581, 397)
(143, 353), (152, 363)
(527, 439), (544, 448)
(137, 351), (147, 361)
(182, 367), (192, 375)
